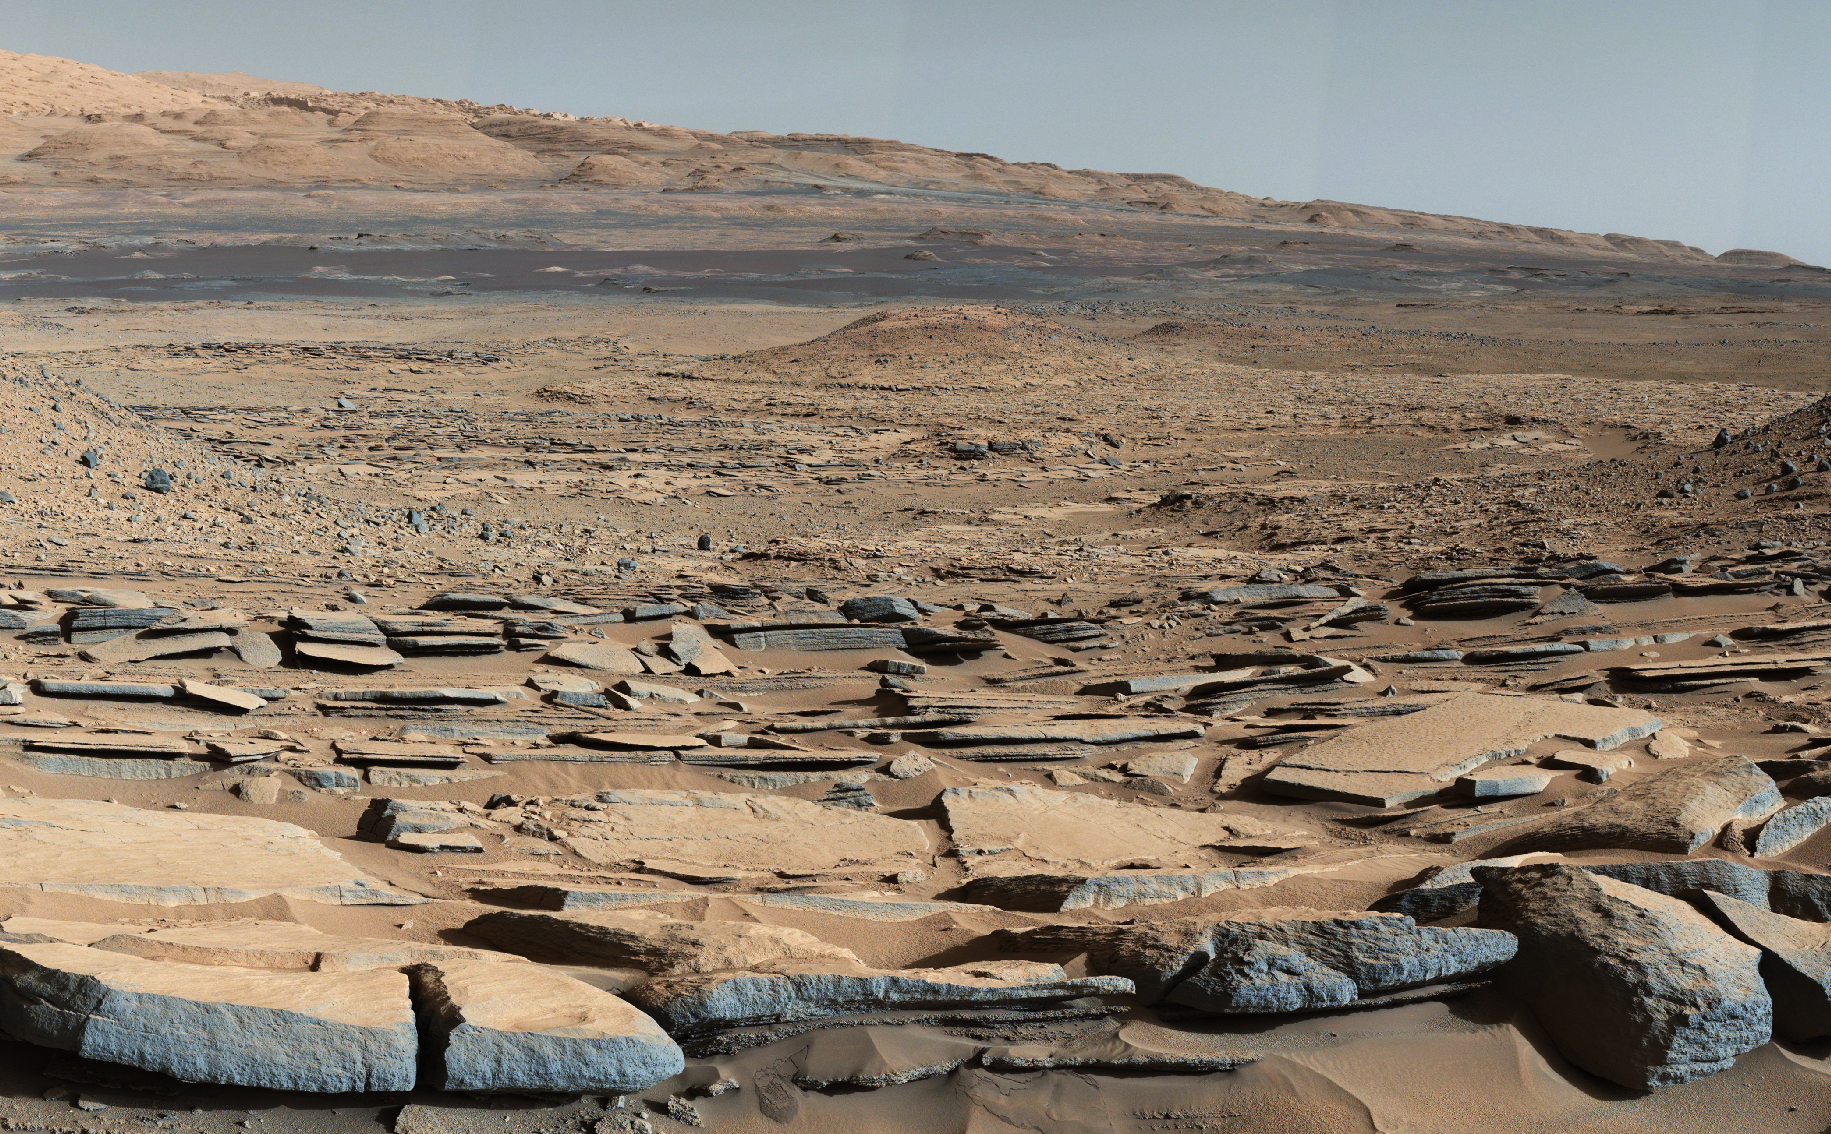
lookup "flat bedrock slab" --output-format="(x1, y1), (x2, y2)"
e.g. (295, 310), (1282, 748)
(0, 797), (423, 906)
(1261, 692), (1660, 806)
(0, 941), (418, 1092)
(941, 785), (1314, 872)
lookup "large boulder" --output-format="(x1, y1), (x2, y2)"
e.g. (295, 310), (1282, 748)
(407, 958), (683, 1092)
(626, 960), (1130, 1037)
(1474, 864), (1771, 1088)
(1498, 755), (1782, 855)
(998, 908), (1515, 1012)
(463, 908), (858, 974)
(0, 941), (417, 1091)
(1694, 890), (1831, 1042)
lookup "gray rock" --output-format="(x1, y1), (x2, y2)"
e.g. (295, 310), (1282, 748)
(729, 626), (908, 652)
(1499, 754), (1782, 855)
(625, 603), (689, 622)
(1381, 856), (1831, 923)
(1695, 890), (1831, 1041)
(1753, 797), (1831, 857)
(840, 595), (920, 623)
(999, 910), (1514, 1012)
(626, 961), (1131, 1036)
(408, 958), (683, 1092)
(1184, 584), (1349, 604)
(291, 768), (360, 794)
(1462, 643), (1585, 664)
(1456, 766), (1556, 798)
(420, 592), (510, 611)
(32, 679), (175, 700)
(1474, 863), (1771, 1089)
(0, 941), (417, 1092)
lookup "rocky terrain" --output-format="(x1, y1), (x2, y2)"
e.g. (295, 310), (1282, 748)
(0, 47), (1827, 1134)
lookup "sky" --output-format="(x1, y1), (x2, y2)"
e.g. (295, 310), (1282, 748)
(5, 0), (1829, 264)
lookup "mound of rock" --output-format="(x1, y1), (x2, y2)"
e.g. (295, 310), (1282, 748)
(1474, 864), (1771, 1089)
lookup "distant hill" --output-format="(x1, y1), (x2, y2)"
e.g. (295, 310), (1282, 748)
(0, 48), (1804, 266)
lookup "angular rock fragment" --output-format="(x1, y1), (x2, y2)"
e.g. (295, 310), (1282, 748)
(1000, 909), (1514, 1012)
(840, 595), (920, 622)
(1499, 755), (1782, 855)
(408, 957), (684, 1092)
(1694, 891), (1831, 1041)
(542, 640), (645, 673)
(665, 621), (735, 675)
(1752, 797), (1831, 857)
(1474, 864), (1771, 1088)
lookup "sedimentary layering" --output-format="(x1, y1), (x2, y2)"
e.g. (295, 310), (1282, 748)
(0, 42), (1828, 1134)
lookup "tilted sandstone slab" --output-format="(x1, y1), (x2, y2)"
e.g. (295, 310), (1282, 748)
(998, 908), (1513, 1013)
(1497, 755), (1782, 855)
(1379, 856), (1831, 923)
(407, 957), (683, 1093)
(626, 960), (1132, 1036)
(0, 797), (424, 906)
(464, 908), (858, 974)
(1474, 863), (1771, 1089)
(941, 785), (1315, 873)
(0, 941), (418, 1091)
(1695, 890), (1831, 1042)
(559, 789), (930, 875)
(1261, 692), (1660, 807)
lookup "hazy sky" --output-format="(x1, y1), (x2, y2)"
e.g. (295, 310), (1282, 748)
(7, 0), (1829, 263)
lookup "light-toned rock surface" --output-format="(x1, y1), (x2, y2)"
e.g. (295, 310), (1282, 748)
(560, 789), (930, 874)
(1501, 755), (1783, 855)
(941, 785), (1314, 872)
(1262, 692), (1660, 806)
(0, 797), (423, 905)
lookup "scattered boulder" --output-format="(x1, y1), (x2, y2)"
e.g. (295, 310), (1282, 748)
(1474, 863), (1771, 1089)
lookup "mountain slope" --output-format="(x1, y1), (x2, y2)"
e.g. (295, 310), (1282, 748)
(0, 48), (1788, 265)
